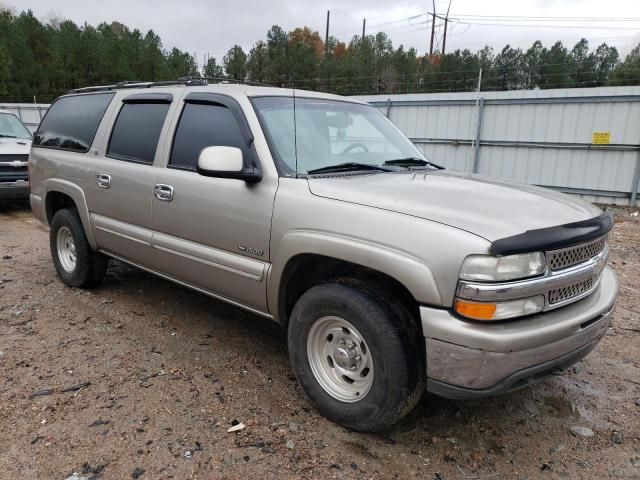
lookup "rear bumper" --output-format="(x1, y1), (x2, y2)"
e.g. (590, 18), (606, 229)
(0, 180), (30, 200)
(421, 266), (617, 398)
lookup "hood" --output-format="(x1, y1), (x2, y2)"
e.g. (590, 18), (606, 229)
(307, 170), (602, 242)
(0, 137), (31, 155)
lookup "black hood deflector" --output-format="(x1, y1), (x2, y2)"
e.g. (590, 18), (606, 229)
(490, 211), (613, 255)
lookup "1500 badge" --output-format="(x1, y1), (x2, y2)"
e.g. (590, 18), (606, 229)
(238, 245), (264, 256)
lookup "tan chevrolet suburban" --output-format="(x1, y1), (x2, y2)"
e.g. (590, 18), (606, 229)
(29, 79), (618, 431)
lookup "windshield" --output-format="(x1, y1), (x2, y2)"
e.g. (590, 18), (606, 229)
(0, 113), (32, 139)
(252, 97), (427, 175)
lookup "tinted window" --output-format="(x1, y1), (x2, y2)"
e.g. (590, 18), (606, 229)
(33, 93), (113, 152)
(107, 102), (169, 164)
(169, 103), (246, 170)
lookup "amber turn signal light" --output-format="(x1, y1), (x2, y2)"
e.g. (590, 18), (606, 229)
(454, 299), (497, 321)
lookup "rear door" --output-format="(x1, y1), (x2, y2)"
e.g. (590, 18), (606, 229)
(149, 93), (277, 312)
(85, 92), (174, 266)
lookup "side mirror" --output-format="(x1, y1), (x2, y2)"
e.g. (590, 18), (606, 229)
(197, 146), (262, 183)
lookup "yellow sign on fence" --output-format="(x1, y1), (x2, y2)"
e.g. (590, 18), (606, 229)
(592, 132), (611, 145)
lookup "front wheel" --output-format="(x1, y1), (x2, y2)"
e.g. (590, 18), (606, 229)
(288, 282), (425, 431)
(50, 208), (108, 288)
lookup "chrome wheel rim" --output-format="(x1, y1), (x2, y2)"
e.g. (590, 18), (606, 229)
(307, 316), (374, 402)
(56, 226), (77, 273)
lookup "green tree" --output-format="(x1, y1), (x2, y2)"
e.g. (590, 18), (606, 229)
(610, 43), (640, 85)
(265, 25), (290, 85)
(223, 45), (247, 80)
(592, 43), (619, 86)
(493, 45), (525, 90)
(570, 39), (595, 87)
(247, 40), (268, 82)
(166, 47), (198, 78)
(288, 27), (323, 88)
(539, 41), (571, 89)
(203, 56), (224, 79)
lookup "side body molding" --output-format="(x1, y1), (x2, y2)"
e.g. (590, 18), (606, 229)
(267, 229), (442, 323)
(43, 178), (98, 249)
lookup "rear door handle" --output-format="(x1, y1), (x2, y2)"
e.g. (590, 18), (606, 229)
(153, 184), (174, 202)
(96, 173), (111, 189)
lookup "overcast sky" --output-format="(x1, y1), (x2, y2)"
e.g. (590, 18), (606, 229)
(7, 0), (640, 67)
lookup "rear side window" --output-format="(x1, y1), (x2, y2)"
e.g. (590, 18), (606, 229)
(33, 93), (114, 152)
(169, 103), (246, 170)
(107, 102), (170, 164)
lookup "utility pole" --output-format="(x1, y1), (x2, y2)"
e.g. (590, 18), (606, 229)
(325, 10), (330, 55)
(429, 0), (436, 56)
(362, 18), (366, 41)
(441, 0), (452, 55)
(441, 18), (448, 55)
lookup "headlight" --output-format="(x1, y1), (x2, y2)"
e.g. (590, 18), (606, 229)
(459, 252), (546, 282)
(455, 296), (545, 321)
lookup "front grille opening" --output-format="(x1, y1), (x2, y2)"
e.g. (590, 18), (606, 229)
(548, 277), (595, 304)
(547, 237), (606, 271)
(0, 154), (29, 162)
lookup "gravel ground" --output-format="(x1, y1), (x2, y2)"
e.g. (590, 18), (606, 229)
(0, 201), (639, 480)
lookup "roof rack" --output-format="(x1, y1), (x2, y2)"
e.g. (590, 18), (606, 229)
(69, 76), (274, 94)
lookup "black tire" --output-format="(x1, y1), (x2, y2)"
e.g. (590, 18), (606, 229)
(50, 208), (108, 288)
(288, 281), (425, 431)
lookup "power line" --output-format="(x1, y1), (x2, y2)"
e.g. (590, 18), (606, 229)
(446, 14), (640, 22)
(448, 20), (640, 30)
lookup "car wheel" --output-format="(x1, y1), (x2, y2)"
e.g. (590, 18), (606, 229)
(50, 208), (108, 288)
(288, 281), (425, 431)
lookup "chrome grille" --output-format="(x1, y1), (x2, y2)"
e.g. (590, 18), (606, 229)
(547, 236), (607, 271)
(0, 154), (28, 163)
(548, 277), (595, 304)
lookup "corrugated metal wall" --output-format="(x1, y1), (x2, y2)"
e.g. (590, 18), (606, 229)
(353, 86), (640, 207)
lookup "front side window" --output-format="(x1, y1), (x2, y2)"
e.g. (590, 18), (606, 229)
(107, 102), (170, 164)
(0, 113), (32, 140)
(169, 102), (247, 170)
(252, 97), (426, 175)
(33, 93), (114, 152)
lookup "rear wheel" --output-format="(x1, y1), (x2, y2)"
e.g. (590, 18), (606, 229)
(50, 208), (108, 288)
(288, 281), (425, 431)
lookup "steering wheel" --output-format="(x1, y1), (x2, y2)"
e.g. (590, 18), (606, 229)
(341, 143), (369, 154)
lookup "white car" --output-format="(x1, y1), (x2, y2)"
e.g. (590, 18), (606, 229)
(0, 109), (32, 200)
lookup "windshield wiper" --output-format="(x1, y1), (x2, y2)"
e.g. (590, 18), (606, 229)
(0, 134), (17, 138)
(307, 162), (392, 175)
(383, 157), (443, 169)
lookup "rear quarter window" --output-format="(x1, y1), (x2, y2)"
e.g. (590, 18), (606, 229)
(33, 93), (114, 152)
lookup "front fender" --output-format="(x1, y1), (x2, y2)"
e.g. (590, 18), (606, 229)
(43, 178), (97, 250)
(267, 229), (442, 321)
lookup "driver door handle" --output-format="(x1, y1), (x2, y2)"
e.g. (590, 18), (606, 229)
(96, 173), (111, 189)
(153, 184), (174, 202)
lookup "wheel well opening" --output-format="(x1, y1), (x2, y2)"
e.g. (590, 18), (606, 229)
(278, 254), (419, 328)
(45, 191), (76, 225)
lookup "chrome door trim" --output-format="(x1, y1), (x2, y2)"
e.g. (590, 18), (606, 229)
(91, 213), (153, 245)
(99, 250), (274, 320)
(91, 213), (265, 282)
(151, 231), (265, 281)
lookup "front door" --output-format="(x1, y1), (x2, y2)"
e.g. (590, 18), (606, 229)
(150, 94), (277, 312)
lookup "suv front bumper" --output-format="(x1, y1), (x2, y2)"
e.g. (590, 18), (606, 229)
(0, 180), (30, 200)
(422, 266), (617, 399)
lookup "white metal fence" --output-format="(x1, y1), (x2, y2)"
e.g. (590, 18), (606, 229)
(0, 103), (49, 133)
(4, 86), (640, 206)
(353, 86), (640, 207)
